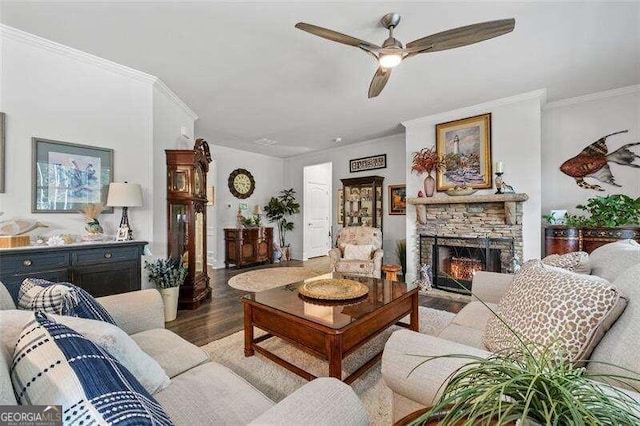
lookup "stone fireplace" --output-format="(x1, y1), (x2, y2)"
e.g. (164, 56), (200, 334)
(408, 193), (528, 293)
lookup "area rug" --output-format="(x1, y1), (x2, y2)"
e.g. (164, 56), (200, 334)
(227, 267), (325, 292)
(202, 306), (455, 425)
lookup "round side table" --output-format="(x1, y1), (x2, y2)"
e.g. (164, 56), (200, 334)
(381, 264), (402, 282)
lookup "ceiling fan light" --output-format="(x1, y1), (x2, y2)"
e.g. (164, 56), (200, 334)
(379, 53), (402, 68)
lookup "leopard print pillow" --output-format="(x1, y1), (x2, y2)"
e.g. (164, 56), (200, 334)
(483, 260), (627, 364)
(542, 251), (590, 274)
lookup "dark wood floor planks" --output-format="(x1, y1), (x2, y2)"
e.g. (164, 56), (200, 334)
(167, 256), (465, 347)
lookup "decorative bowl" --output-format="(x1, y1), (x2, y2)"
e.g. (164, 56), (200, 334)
(298, 278), (369, 300)
(445, 187), (477, 196)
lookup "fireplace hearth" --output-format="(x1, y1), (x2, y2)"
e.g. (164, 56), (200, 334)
(420, 235), (515, 294)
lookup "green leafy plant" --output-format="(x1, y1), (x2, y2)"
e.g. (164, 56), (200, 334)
(575, 194), (640, 227)
(144, 258), (188, 289)
(264, 188), (300, 247)
(241, 216), (255, 227)
(395, 239), (407, 277)
(410, 289), (640, 425)
(541, 213), (556, 225)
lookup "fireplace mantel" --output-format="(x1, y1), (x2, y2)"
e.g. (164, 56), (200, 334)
(408, 193), (528, 226)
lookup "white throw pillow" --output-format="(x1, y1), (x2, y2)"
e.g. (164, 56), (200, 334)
(0, 309), (170, 394)
(343, 244), (374, 260)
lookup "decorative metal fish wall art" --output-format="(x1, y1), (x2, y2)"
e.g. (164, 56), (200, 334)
(560, 130), (640, 191)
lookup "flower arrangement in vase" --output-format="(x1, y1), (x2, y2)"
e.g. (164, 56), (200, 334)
(411, 147), (444, 197)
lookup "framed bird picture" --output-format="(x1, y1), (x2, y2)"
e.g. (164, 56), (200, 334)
(435, 113), (492, 191)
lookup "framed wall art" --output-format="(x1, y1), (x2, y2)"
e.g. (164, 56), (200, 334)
(435, 113), (492, 190)
(32, 138), (114, 213)
(388, 184), (406, 215)
(337, 188), (344, 225)
(349, 154), (387, 173)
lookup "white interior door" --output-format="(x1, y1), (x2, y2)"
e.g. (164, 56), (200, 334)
(303, 163), (332, 259)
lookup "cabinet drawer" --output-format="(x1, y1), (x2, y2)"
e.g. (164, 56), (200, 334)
(72, 246), (140, 266)
(0, 252), (69, 275)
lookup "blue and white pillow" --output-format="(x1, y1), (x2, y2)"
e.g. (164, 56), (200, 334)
(18, 278), (116, 324)
(11, 312), (173, 425)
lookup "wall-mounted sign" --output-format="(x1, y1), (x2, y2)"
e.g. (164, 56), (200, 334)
(349, 154), (387, 173)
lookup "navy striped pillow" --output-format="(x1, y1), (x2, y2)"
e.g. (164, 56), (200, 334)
(18, 278), (116, 324)
(11, 312), (173, 425)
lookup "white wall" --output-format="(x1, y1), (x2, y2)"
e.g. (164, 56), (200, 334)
(284, 133), (406, 263)
(542, 85), (640, 215)
(403, 90), (545, 283)
(0, 26), (196, 290)
(208, 144), (285, 268)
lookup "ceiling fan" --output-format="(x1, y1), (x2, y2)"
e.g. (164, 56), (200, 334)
(295, 13), (515, 98)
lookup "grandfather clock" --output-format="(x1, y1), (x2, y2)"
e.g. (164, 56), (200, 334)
(166, 139), (212, 310)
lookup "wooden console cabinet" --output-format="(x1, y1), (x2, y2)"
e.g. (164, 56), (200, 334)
(224, 227), (273, 268)
(0, 241), (147, 303)
(544, 226), (640, 255)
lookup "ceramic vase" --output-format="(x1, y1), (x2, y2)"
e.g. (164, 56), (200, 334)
(423, 173), (436, 197)
(159, 286), (180, 322)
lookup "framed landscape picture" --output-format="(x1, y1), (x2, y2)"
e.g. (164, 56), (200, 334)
(388, 184), (406, 215)
(435, 113), (492, 190)
(32, 138), (114, 213)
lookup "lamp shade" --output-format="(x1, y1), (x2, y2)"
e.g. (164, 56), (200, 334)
(106, 183), (143, 207)
(253, 205), (263, 215)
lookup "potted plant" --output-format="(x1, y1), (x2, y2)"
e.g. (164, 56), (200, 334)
(79, 203), (105, 241)
(395, 239), (407, 278)
(144, 258), (188, 322)
(264, 188), (300, 261)
(411, 147), (445, 197)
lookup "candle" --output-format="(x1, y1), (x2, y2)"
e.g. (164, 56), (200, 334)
(495, 161), (504, 173)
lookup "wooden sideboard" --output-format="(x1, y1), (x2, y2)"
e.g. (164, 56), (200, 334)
(224, 227), (273, 268)
(544, 226), (640, 255)
(0, 241), (147, 302)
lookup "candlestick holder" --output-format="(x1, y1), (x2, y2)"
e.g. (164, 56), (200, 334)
(495, 172), (504, 194)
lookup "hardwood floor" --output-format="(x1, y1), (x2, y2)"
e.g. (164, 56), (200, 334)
(167, 256), (466, 347)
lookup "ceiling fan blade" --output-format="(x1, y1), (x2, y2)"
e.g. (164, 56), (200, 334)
(406, 18), (515, 54)
(295, 22), (380, 51)
(368, 67), (392, 98)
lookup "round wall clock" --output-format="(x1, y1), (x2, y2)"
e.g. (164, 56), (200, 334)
(228, 168), (255, 199)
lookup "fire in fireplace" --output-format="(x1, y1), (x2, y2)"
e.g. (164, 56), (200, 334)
(419, 235), (515, 294)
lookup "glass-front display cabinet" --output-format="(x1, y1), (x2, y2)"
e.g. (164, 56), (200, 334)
(341, 175), (384, 230)
(166, 139), (212, 310)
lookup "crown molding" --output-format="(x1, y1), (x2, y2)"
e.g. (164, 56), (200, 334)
(0, 24), (157, 84)
(153, 79), (198, 121)
(543, 84), (640, 110)
(401, 89), (547, 128)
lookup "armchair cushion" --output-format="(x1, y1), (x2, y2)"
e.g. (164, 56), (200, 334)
(331, 227), (383, 279)
(335, 260), (375, 276)
(343, 244), (374, 260)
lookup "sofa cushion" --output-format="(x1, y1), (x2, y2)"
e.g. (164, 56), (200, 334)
(542, 251), (591, 274)
(0, 339), (16, 405)
(589, 239), (640, 282)
(437, 324), (486, 350)
(451, 301), (497, 331)
(131, 328), (209, 378)
(11, 312), (172, 425)
(0, 281), (16, 310)
(334, 260), (374, 276)
(588, 263), (640, 390)
(155, 362), (274, 425)
(484, 260), (627, 363)
(18, 278), (115, 324)
(0, 309), (169, 395)
(343, 244), (374, 260)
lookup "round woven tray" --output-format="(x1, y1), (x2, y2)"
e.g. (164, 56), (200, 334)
(298, 278), (369, 301)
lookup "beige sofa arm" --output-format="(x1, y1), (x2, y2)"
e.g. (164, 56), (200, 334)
(249, 377), (369, 425)
(382, 330), (491, 408)
(97, 289), (165, 335)
(372, 249), (384, 279)
(470, 271), (514, 304)
(328, 247), (342, 271)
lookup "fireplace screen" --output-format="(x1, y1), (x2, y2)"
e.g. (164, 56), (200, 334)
(419, 235), (515, 294)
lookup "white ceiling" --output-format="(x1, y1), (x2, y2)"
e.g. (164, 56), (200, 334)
(1, 1), (639, 157)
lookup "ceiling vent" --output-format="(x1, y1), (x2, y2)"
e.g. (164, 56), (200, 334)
(253, 138), (278, 146)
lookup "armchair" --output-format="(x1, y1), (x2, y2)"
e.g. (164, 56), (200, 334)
(329, 226), (383, 279)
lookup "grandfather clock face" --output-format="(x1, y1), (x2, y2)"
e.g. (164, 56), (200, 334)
(228, 168), (255, 199)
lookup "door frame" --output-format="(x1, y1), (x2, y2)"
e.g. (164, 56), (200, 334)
(302, 162), (332, 260)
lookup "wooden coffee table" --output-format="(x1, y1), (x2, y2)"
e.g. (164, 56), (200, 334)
(243, 272), (419, 384)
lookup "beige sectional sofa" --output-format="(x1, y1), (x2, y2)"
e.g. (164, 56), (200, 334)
(382, 239), (640, 422)
(0, 284), (369, 425)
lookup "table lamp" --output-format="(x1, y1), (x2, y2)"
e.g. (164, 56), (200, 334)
(253, 205), (263, 226)
(107, 182), (143, 241)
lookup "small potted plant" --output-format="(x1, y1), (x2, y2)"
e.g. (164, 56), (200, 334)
(264, 188), (300, 261)
(411, 147), (445, 197)
(79, 203), (105, 241)
(145, 258), (187, 322)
